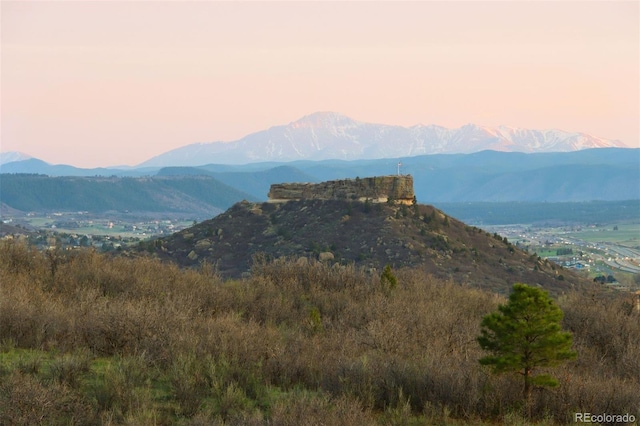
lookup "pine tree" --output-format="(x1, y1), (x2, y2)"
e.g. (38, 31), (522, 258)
(477, 283), (576, 414)
(380, 264), (398, 293)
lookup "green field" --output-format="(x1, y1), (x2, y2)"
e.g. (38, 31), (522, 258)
(17, 215), (195, 239)
(563, 223), (640, 247)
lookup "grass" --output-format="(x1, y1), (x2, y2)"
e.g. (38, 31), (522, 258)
(0, 347), (389, 424)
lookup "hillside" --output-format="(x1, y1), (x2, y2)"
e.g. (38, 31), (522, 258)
(0, 174), (254, 214)
(2, 240), (638, 424)
(139, 199), (592, 295)
(157, 165), (318, 201)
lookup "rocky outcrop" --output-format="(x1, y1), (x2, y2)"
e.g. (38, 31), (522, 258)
(268, 175), (414, 204)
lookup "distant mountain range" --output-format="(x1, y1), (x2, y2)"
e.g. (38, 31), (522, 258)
(0, 112), (628, 170)
(138, 112), (627, 167)
(1, 112), (636, 208)
(155, 149), (640, 203)
(1, 149), (638, 212)
(0, 158), (142, 177)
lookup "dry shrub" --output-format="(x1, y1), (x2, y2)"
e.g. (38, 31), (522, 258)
(560, 292), (640, 379)
(269, 391), (374, 426)
(536, 371), (639, 423)
(0, 371), (95, 425)
(74, 296), (175, 361)
(251, 254), (372, 293)
(167, 352), (266, 421)
(45, 351), (92, 388)
(1, 240), (639, 424)
(0, 239), (47, 277)
(169, 354), (212, 417)
(87, 355), (155, 423)
(553, 291), (640, 418)
(0, 273), (71, 350)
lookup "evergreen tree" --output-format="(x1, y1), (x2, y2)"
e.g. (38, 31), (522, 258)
(477, 283), (576, 414)
(380, 264), (398, 293)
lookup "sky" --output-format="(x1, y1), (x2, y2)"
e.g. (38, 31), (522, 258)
(2, 1), (639, 168)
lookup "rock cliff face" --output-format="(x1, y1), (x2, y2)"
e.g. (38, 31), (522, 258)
(268, 175), (414, 204)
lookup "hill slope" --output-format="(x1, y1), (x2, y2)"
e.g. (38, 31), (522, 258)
(0, 174), (254, 214)
(140, 199), (590, 294)
(157, 165), (318, 201)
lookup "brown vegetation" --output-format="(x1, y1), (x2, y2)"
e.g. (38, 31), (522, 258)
(1, 240), (638, 424)
(137, 200), (592, 297)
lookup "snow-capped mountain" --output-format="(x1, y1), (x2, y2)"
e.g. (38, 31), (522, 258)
(140, 112), (626, 167)
(0, 151), (32, 165)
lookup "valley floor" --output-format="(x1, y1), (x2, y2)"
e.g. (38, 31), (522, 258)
(485, 221), (640, 290)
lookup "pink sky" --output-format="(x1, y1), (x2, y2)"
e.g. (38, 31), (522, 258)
(2, 1), (639, 168)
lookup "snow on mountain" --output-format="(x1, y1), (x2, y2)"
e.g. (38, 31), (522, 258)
(0, 151), (33, 165)
(139, 112), (627, 167)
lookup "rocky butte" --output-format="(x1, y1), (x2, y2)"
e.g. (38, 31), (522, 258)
(268, 175), (415, 204)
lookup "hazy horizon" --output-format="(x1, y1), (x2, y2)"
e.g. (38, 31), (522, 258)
(2, 1), (638, 168)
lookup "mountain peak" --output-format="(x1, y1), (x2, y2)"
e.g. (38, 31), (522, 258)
(0, 151), (33, 166)
(289, 112), (358, 129)
(139, 113), (627, 167)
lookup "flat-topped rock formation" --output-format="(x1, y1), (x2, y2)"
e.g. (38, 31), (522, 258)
(268, 175), (414, 204)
